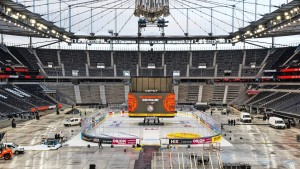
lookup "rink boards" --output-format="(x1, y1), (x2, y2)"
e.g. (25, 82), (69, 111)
(81, 111), (222, 145)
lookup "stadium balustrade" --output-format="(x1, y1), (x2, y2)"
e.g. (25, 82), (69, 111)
(241, 49), (267, 76)
(15, 84), (56, 105)
(114, 51), (138, 77)
(262, 85), (277, 89)
(216, 50), (243, 77)
(190, 50), (215, 77)
(88, 51), (114, 76)
(0, 101), (22, 117)
(252, 92), (288, 107)
(212, 86), (225, 103)
(274, 85), (300, 90)
(164, 51), (189, 76)
(0, 45), (18, 66)
(201, 85), (214, 103)
(0, 86), (34, 111)
(104, 83), (125, 104)
(139, 68), (164, 76)
(244, 49), (268, 67)
(79, 84), (101, 104)
(89, 51), (111, 67)
(1, 84), (54, 108)
(272, 47), (296, 69)
(89, 67), (114, 77)
(35, 48), (63, 76)
(241, 68), (260, 77)
(263, 48), (286, 70)
(280, 103), (300, 115)
(263, 93), (299, 109)
(4, 47), (295, 77)
(44, 83), (76, 102)
(187, 85), (199, 103)
(60, 50), (87, 76)
(246, 91), (273, 105)
(140, 51), (162, 68)
(8, 47), (39, 69)
(36, 48), (59, 66)
(227, 86), (242, 103)
(177, 83), (189, 103)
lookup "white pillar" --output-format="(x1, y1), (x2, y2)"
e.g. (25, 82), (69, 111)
(86, 51), (90, 66)
(242, 51), (246, 66)
(213, 51), (218, 66)
(214, 65), (218, 77)
(223, 85), (229, 104)
(111, 52), (114, 67)
(162, 53), (165, 67)
(57, 51), (61, 66)
(114, 64), (117, 77)
(198, 85), (203, 102)
(238, 64), (242, 77)
(174, 85), (179, 102)
(85, 64), (89, 77)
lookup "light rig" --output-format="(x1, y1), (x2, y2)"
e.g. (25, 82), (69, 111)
(134, 0), (170, 37)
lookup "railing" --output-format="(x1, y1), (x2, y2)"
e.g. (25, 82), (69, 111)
(4, 42), (300, 51)
(152, 151), (223, 169)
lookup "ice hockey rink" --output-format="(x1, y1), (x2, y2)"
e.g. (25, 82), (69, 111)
(87, 112), (215, 138)
(66, 111), (232, 147)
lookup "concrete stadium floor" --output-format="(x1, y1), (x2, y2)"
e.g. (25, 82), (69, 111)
(0, 108), (299, 169)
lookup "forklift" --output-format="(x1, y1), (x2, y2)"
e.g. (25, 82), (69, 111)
(0, 143), (13, 160)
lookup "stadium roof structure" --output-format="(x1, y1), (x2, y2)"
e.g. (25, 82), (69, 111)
(231, 0), (300, 42)
(0, 0), (300, 45)
(0, 0), (73, 42)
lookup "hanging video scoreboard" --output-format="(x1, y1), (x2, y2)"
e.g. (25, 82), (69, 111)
(128, 77), (176, 117)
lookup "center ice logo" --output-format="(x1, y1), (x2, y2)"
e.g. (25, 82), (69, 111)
(147, 105), (154, 112)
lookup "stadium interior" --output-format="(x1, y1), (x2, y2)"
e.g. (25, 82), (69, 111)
(0, 0), (300, 169)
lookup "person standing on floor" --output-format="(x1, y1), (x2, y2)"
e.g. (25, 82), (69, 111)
(59, 131), (64, 143)
(98, 139), (103, 148)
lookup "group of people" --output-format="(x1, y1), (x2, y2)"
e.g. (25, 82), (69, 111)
(54, 131), (64, 142)
(228, 119), (236, 126)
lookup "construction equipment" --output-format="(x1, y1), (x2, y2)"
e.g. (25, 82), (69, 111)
(0, 143), (13, 160)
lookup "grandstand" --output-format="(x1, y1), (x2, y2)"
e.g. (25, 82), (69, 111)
(0, 0), (300, 169)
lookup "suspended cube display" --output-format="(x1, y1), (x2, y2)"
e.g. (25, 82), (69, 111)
(134, 0), (170, 22)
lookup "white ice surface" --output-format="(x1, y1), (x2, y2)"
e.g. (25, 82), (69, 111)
(66, 112), (233, 147)
(87, 113), (217, 138)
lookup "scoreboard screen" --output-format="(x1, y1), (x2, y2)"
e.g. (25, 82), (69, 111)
(128, 92), (175, 117)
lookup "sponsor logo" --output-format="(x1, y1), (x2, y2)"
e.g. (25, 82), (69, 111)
(147, 105), (154, 112)
(212, 135), (222, 142)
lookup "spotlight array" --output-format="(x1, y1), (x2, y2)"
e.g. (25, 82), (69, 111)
(1, 6), (71, 42)
(232, 7), (300, 42)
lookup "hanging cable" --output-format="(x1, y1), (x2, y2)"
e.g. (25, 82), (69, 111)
(182, 0), (248, 23)
(169, 13), (186, 35)
(174, 0), (237, 33)
(118, 13), (134, 35)
(170, 3), (209, 35)
(77, 0), (133, 32)
(95, 0), (135, 33)
(58, 0), (124, 23)
(67, 0), (130, 29)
